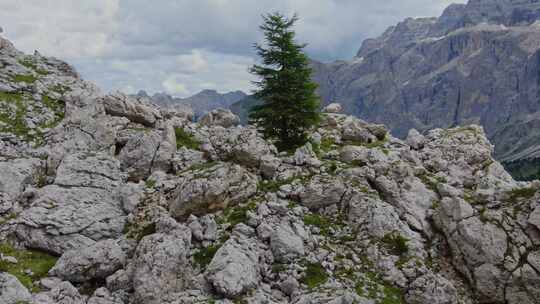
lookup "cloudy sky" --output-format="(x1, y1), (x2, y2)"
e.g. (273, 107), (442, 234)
(0, 0), (464, 97)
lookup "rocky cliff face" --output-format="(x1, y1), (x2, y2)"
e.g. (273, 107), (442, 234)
(1, 33), (540, 304)
(307, 0), (540, 180)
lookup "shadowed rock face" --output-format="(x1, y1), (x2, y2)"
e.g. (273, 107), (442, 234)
(308, 0), (540, 179)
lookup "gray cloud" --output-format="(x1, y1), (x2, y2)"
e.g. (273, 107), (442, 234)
(0, 0), (465, 97)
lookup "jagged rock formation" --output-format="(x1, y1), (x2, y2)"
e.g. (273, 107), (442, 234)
(231, 0), (540, 180)
(137, 89), (247, 119)
(1, 31), (540, 304)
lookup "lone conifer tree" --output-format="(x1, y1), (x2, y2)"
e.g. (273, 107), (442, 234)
(249, 12), (320, 151)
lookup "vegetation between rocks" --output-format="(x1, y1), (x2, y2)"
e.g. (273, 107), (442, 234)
(175, 127), (200, 150)
(0, 243), (58, 292)
(300, 262), (328, 289)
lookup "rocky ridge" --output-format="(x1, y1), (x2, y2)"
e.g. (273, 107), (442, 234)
(0, 33), (540, 304)
(137, 89), (247, 119)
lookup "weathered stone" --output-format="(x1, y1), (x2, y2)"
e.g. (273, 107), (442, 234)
(323, 103), (342, 113)
(270, 221), (305, 262)
(0, 272), (32, 304)
(50, 239), (126, 283)
(199, 108), (240, 128)
(299, 175), (347, 210)
(16, 185), (126, 255)
(132, 224), (192, 304)
(206, 237), (260, 298)
(32, 281), (85, 304)
(170, 162), (257, 219)
(101, 92), (160, 127)
(406, 273), (458, 304)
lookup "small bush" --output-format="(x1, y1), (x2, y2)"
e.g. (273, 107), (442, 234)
(175, 127), (200, 150)
(507, 187), (537, 203)
(381, 232), (409, 256)
(219, 200), (258, 227)
(145, 179), (156, 189)
(300, 262), (328, 289)
(193, 244), (222, 269)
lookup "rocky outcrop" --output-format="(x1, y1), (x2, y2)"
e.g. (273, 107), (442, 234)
(101, 93), (161, 127)
(198, 108), (240, 128)
(1, 30), (540, 304)
(169, 162), (257, 219)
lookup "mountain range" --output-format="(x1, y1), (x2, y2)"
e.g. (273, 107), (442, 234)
(231, 0), (540, 180)
(137, 89), (246, 119)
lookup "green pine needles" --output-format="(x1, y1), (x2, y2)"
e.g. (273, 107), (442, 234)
(249, 13), (321, 151)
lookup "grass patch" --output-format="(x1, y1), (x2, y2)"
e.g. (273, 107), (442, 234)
(345, 136), (388, 149)
(312, 137), (336, 157)
(271, 263), (287, 274)
(0, 92), (64, 145)
(175, 127), (200, 150)
(417, 174), (443, 193)
(381, 232), (409, 256)
(303, 213), (345, 237)
(0, 243), (58, 292)
(193, 244), (222, 269)
(145, 179), (156, 189)
(10, 74), (38, 84)
(0, 212), (19, 225)
(40, 95), (65, 129)
(355, 271), (405, 304)
(258, 176), (295, 193)
(300, 262), (328, 289)
(51, 84), (71, 95)
(506, 187), (537, 203)
(381, 284), (405, 304)
(18, 58), (50, 76)
(218, 200), (258, 227)
(124, 221), (157, 242)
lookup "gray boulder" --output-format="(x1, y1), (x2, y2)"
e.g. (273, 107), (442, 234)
(299, 175), (348, 210)
(0, 157), (42, 214)
(32, 281), (85, 304)
(117, 122), (176, 181)
(199, 108), (240, 128)
(405, 273), (458, 304)
(0, 273), (32, 304)
(323, 103), (343, 113)
(16, 153), (127, 254)
(270, 221), (305, 262)
(50, 239), (127, 283)
(101, 92), (161, 127)
(132, 223), (192, 304)
(170, 162), (257, 219)
(206, 237), (261, 298)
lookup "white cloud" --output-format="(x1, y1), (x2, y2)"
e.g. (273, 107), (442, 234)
(0, 0), (467, 96)
(0, 0), (119, 59)
(176, 50), (209, 74)
(162, 75), (189, 95)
